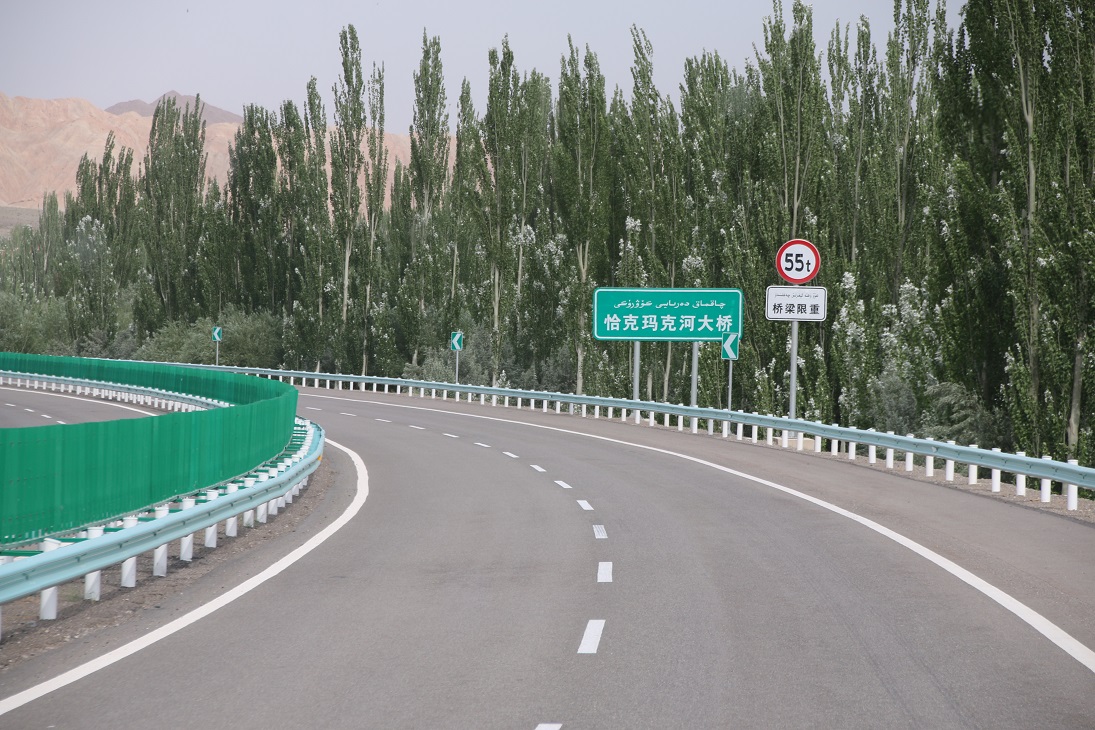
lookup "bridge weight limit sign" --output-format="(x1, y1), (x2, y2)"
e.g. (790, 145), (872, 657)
(773, 239), (822, 424)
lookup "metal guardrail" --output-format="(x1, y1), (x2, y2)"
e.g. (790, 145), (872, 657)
(0, 420), (323, 607)
(192, 363), (1095, 493)
(0, 370), (229, 411)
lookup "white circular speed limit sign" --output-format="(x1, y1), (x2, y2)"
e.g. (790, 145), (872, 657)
(776, 239), (820, 284)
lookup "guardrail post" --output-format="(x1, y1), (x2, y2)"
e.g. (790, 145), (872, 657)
(796, 431), (803, 451)
(503, 395), (508, 407)
(205, 490), (219, 547)
(39, 538), (62, 620)
(179, 497), (196, 561)
(885, 432), (895, 469)
(707, 420), (714, 436)
(766, 422), (773, 445)
(120, 515), (139, 587)
(868, 432), (877, 465)
(1067, 459), (1079, 510)
(722, 421), (729, 438)
(991, 449), (1002, 492)
(225, 482), (239, 536)
(153, 504), (170, 576)
(945, 441), (956, 481)
(752, 415), (759, 444)
(848, 436), (858, 461)
(678, 414), (684, 432)
(621, 407), (627, 423)
(649, 411), (655, 427)
(542, 399), (548, 413)
(492, 395), (497, 406)
(1040, 456), (1052, 503)
(968, 445), (979, 484)
(813, 429), (821, 452)
(830, 426), (839, 455)
(1015, 452), (1026, 496)
(925, 438), (935, 477)
(780, 429), (788, 448)
(905, 437), (914, 471)
(737, 422), (744, 441)
(84, 525), (104, 600)
(243, 477), (257, 527)
(442, 390), (448, 400)
(635, 409), (641, 425)
(691, 416), (699, 434)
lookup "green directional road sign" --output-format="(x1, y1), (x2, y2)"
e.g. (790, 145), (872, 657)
(212, 326), (223, 342)
(450, 331), (464, 351)
(721, 332), (739, 360)
(593, 288), (743, 341)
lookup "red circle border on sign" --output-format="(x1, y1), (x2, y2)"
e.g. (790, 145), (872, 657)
(775, 239), (820, 284)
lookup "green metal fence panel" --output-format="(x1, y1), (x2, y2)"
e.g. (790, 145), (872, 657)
(0, 353), (298, 545)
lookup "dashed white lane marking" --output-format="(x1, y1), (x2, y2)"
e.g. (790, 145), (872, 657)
(4, 403), (14, 407)
(535, 724), (563, 730)
(41, 414), (52, 419)
(23, 408), (34, 412)
(531, 465), (546, 473)
(56, 421), (66, 425)
(375, 418), (391, 423)
(578, 620), (606, 654)
(339, 412), (356, 417)
(503, 451), (518, 459)
(443, 433), (459, 438)
(0, 437), (370, 717)
(299, 392), (1095, 674)
(474, 442), (491, 448)
(577, 500), (593, 511)
(409, 425), (425, 430)
(305, 406), (321, 411)
(555, 480), (572, 489)
(598, 562), (613, 582)
(593, 525), (607, 539)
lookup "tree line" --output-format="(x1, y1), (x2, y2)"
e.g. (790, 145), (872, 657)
(1, 0), (1092, 462)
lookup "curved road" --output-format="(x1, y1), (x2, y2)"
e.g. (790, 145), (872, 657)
(1, 387), (1093, 728)
(0, 385), (155, 428)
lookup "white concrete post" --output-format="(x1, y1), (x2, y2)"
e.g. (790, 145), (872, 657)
(945, 441), (956, 481)
(1040, 456), (1053, 503)
(225, 482), (239, 537)
(543, 400), (548, 413)
(813, 431), (821, 453)
(885, 432), (895, 469)
(868, 437), (877, 465)
(607, 407), (613, 420)
(243, 477), (257, 527)
(991, 449), (1002, 492)
(492, 395), (497, 406)
(120, 515), (139, 587)
(205, 489), (219, 547)
(1015, 452), (1026, 496)
(649, 411), (655, 427)
(905, 437), (914, 471)
(582, 404), (587, 418)
(752, 417), (759, 444)
(516, 397), (522, 409)
(737, 422), (744, 441)
(831, 426), (839, 455)
(780, 430), (788, 448)
(848, 440), (857, 461)
(1066, 459), (1079, 511)
(722, 421), (729, 438)
(504, 396), (508, 407)
(256, 473), (269, 523)
(707, 420), (714, 436)
(179, 497), (196, 561)
(968, 445), (979, 484)
(678, 415), (684, 432)
(556, 401), (561, 414)
(84, 525), (104, 600)
(796, 431), (803, 451)
(153, 504), (170, 576)
(442, 390), (448, 400)
(40, 539), (62, 619)
(766, 424), (773, 445)
(692, 416), (699, 435)
(925, 438), (935, 477)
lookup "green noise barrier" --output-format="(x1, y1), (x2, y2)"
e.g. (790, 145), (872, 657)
(0, 353), (298, 546)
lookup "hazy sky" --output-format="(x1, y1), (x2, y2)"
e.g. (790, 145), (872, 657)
(0, 0), (962, 131)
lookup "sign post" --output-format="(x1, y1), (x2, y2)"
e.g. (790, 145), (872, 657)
(594, 288), (743, 411)
(211, 326), (223, 366)
(721, 332), (739, 411)
(773, 240), (821, 423)
(450, 331), (464, 384)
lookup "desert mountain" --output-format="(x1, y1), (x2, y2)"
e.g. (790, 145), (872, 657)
(0, 92), (413, 211)
(105, 91), (244, 125)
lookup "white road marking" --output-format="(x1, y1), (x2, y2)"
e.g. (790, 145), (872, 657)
(409, 425), (425, 430)
(593, 525), (607, 539)
(41, 414), (52, 419)
(0, 437), (370, 716)
(577, 500), (593, 510)
(56, 421), (66, 425)
(443, 433), (459, 438)
(305, 406), (321, 411)
(375, 418), (391, 423)
(474, 442), (491, 448)
(23, 408), (34, 412)
(598, 562), (613, 582)
(299, 392), (1095, 673)
(503, 451), (519, 459)
(535, 725), (563, 730)
(5, 403), (14, 407)
(555, 480), (572, 489)
(339, 412), (356, 417)
(578, 620), (606, 654)
(0, 387), (155, 417)
(531, 465), (546, 473)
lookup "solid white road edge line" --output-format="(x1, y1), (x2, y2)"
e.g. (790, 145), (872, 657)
(0, 437), (370, 716)
(578, 620), (606, 654)
(535, 724), (563, 730)
(299, 391), (1095, 674)
(598, 562), (613, 582)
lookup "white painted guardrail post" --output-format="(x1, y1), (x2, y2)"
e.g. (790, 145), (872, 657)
(179, 497), (195, 561)
(1015, 452), (1026, 496)
(39, 538), (61, 620)
(225, 482), (239, 536)
(968, 445), (979, 484)
(925, 438), (935, 477)
(121, 515), (139, 587)
(737, 422), (744, 441)
(885, 432), (895, 469)
(831, 426), (839, 455)
(868, 431), (877, 464)
(1067, 460), (1079, 511)
(256, 473), (269, 523)
(991, 449), (1002, 492)
(945, 441), (956, 481)
(153, 504), (170, 576)
(848, 435), (857, 461)
(204, 489), (219, 547)
(1041, 456), (1052, 503)
(84, 525), (104, 600)
(905, 436), (914, 471)
(243, 477), (257, 527)
(796, 431), (803, 451)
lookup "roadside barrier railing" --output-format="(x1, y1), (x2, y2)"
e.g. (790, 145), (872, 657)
(195, 364), (1095, 508)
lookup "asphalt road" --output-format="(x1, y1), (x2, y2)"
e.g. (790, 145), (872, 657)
(0, 385), (155, 428)
(1, 387), (1093, 728)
